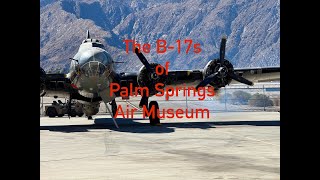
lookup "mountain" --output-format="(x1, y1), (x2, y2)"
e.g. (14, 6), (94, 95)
(40, 0), (280, 73)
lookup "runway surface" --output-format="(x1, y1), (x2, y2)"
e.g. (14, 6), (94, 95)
(40, 112), (280, 180)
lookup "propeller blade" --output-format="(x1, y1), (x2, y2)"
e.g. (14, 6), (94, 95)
(196, 72), (219, 90)
(229, 72), (254, 86)
(135, 47), (152, 71)
(219, 36), (227, 64)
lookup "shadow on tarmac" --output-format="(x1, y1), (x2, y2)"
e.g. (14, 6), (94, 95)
(40, 117), (279, 133)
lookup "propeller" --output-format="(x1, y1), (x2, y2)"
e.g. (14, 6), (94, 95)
(219, 35), (226, 64)
(134, 47), (167, 109)
(196, 36), (253, 89)
(195, 72), (219, 89)
(229, 72), (253, 86)
(135, 47), (153, 71)
(135, 47), (153, 108)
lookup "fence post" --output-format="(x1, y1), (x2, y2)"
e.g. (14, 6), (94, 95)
(185, 89), (188, 109)
(224, 87), (227, 111)
(263, 85), (266, 111)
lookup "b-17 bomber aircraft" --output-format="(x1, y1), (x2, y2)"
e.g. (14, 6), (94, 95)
(40, 30), (280, 127)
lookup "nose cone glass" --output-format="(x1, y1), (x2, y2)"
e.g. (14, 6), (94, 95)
(69, 48), (114, 75)
(80, 61), (108, 77)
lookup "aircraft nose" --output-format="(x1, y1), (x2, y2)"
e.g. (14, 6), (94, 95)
(80, 61), (108, 77)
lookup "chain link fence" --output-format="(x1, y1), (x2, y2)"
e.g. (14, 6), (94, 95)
(40, 83), (280, 116)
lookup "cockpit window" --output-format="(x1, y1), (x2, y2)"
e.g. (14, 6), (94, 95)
(92, 43), (105, 48)
(78, 49), (113, 66)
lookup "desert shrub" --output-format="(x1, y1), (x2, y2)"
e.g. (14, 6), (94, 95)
(272, 98), (280, 106)
(248, 93), (273, 107)
(231, 90), (252, 105)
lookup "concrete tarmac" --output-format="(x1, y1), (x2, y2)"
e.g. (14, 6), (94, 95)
(40, 112), (280, 180)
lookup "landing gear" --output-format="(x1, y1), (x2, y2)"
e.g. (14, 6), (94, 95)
(70, 109), (77, 117)
(148, 101), (160, 126)
(46, 107), (57, 118)
(105, 100), (119, 128)
(99, 89), (119, 128)
(87, 116), (93, 120)
(140, 95), (149, 117)
(110, 99), (117, 118)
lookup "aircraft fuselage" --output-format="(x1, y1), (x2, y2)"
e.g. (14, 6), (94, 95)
(67, 35), (116, 116)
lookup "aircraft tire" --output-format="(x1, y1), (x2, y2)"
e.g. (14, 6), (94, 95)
(77, 113), (84, 117)
(70, 109), (77, 117)
(47, 107), (57, 118)
(148, 101), (160, 125)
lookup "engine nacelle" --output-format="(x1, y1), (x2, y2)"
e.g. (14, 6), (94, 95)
(137, 63), (167, 96)
(203, 59), (233, 88)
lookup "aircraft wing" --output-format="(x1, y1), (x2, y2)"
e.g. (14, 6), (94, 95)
(40, 70), (106, 104)
(117, 43), (280, 96)
(116, 66), (280, 93)
(165, 66), (280, 86)
(40, 69), (74, 98)
(232, 66), (280, 83)
(114, 69), (203, 96)
(116, 37), (280, 110)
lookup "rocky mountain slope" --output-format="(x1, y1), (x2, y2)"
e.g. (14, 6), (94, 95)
(40, 0), (280, 73)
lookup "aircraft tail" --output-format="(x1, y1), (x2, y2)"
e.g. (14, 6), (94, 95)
(86, 30), (90, 39)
